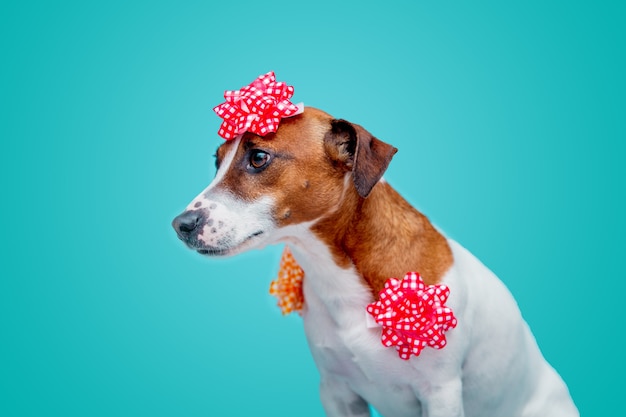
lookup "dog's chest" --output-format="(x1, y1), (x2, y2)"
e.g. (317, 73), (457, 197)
(299, 263), (429, 417)
(301, 274), (376, 380)
(294, 249), (422, 401)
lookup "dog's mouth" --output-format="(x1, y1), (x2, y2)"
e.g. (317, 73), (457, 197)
(195, 230), (265, 257)
(196, 248), (225, 256)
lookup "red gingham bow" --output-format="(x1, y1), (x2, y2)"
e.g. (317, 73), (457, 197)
(366, 272), (458, 360)
(213, 71), (301, 140)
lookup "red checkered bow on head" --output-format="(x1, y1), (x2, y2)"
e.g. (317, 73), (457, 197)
(213, 71), (303, 140)
(366, 272), (458, 360)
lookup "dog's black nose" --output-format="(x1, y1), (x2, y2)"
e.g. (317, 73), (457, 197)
(172, 210), (201, 239)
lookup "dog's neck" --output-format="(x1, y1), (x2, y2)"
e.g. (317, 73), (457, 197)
(310, 179), (453, 296)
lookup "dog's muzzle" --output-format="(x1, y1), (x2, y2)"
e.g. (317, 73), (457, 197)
(172, 210), (205, 244)
(172, 195), (273, 256)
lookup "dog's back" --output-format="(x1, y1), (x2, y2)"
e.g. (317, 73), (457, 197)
(444, 240), (577, 417)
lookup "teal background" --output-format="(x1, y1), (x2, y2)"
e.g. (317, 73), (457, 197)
(1, 1), (623, 416)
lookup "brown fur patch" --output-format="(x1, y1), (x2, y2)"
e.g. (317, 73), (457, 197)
(215, 107), (453, 295)
(312, 181), (453, 295)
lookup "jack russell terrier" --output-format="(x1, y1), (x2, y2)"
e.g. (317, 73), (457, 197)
(172, 75), (578, 417)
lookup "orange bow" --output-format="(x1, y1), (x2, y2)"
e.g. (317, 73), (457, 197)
(269, 246), (305, 315)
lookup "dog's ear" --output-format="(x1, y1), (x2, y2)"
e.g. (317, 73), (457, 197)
(324, 119), (398, 198)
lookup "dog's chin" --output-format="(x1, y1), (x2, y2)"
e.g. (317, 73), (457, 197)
(194, 231), (266, 258)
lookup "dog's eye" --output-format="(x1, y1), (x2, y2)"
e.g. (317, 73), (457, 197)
(249, 150), (271, 170)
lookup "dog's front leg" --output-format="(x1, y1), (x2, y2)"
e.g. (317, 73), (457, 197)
(414, 377), (464, 417)
(320, 377), (370, 417)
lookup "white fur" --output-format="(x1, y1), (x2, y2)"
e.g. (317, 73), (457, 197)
(285, 230), (579, 417)
(176, 137), (578, 416)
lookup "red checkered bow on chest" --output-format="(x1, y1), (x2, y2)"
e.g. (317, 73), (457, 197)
(367, 272), (458, 360)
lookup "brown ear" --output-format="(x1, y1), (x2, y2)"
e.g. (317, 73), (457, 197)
(324, 119), (398, 198)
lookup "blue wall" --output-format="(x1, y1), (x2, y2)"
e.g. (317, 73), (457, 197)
(2, 1), (623, 416)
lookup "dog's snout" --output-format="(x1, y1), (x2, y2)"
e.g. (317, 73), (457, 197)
(172, 210), (202, 239)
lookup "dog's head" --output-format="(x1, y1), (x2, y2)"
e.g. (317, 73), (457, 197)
(172, 107), (397, 257)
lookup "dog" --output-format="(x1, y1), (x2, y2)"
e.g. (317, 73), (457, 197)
(172, 107), (579, 417)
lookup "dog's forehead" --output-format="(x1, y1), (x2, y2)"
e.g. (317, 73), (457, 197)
(215, 108), (332, 162)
